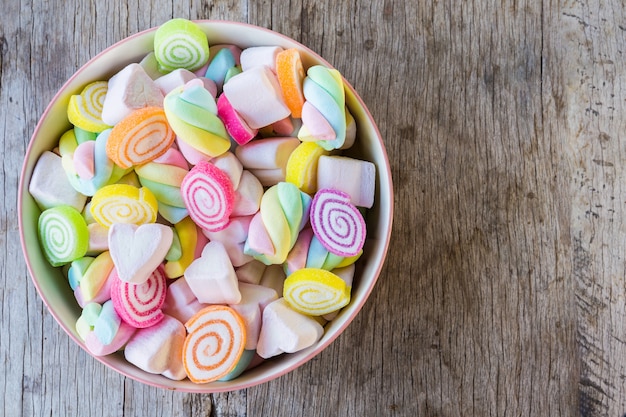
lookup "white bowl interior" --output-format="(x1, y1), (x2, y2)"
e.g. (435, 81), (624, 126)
(18, 20), (393, 392)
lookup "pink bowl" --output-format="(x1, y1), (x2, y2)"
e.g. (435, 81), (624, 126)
(18, 20), (393, 392)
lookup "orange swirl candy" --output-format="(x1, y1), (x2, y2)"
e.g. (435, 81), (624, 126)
(105, 106), (176, 169)
(183, 305), (246, 383)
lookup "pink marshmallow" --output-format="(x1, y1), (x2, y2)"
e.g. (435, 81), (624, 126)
(256, 298), (324, 359)
(229, 282), (278, 350)
(101, 63), (164, 126)
(124, 315), (186, 377)
(223, 65), (290, 129)
(202, 215), (253, 245)
(217, 93), (258, 145)
(73, 140), (96, 179)
(184, 241), (241, 304)
(240, 46), (283, 73)
(85, 321), (135, 356)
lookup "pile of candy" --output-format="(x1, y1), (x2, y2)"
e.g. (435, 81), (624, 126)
(29, 18), (376, 384)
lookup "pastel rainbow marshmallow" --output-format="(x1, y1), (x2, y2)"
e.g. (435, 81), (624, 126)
(255, 298), (324, 359)
(124, 314), (187, 380)
(135, 147), (189, 224)
(229, 282), (278, 350)
(163, 81), (231, 159)
(181, 160), (235, 232)
(317, 155), (376, 208)
(90, 184), (158, 228)
(153, 18), (210, 72)
(234, 137), (300, 187)
(76, 301), (136, 357)
(216, 93), (258, 146)
(29, 150), (87, 212)
(67, 81), (111, 133)
(283, 268), (351, 316)
(108, 222), (173, 284)
(59, 129), (130, 196)
(284, 227), (361, 276)
(164, 216), (208, 278)
(111, 265), (167, 328)
(310, 188), (366, 257)
(205, 44), (242, 91)
(184, 241), (241, 304)
(244, 182), (311, 265)
(106, 106), (176, 169)
(162, 276), (207, 324)
(297, 65), (347, 150)
(285, 141), (330, 194)
(183, 305), (247, 383)
(68, 251), (115, 307)
(222, 65), (291, 129)
(38, 205), (89, 267)
(101, 63), (164, 126)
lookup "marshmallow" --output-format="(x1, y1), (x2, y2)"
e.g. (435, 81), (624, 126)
(256, 298), (324, 359)
(235, 260), (267, 285)
(184, 241), (241, 304)
(162, 276), (208, 324)
(232, 170), (263, 217)
(29, 151), (87, 212)
(239, 46), (283, 72)
(229, 282), (278, 350)
(223, 65), (290, 129)
(101, 63), (164, 126)
(108, 223), (173, 284)
(316, 155), (376, 208)
(124, 314), (186, 377)
(154, 68), (197, 95)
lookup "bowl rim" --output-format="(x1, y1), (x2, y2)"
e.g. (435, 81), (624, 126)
(18, 19), (394, 392)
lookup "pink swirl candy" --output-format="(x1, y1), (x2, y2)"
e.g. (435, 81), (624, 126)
(181, 160), (235, 232)
(310, 188), (366, 257)
(111, 265), (167, 328)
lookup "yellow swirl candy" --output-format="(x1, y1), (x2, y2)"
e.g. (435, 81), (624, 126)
(285, 141), (330, 194)
(283, 268), (351, 316)
(67, 81), (111, 133)
(90, 184), (158, 228)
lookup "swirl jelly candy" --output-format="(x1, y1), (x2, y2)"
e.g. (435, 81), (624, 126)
(38, 205), (89, 267)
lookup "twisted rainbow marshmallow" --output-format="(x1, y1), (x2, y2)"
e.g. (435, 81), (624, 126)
(135, 147), (189, 224)
(244, 181), (311, 265)
(164, 81), (231, 160)
(297, 65), (346, 150)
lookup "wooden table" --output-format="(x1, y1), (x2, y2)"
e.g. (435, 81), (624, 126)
(2, 0), (625, 415)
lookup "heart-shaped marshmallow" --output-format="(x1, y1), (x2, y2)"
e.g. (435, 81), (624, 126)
(108, 223), (174, 284)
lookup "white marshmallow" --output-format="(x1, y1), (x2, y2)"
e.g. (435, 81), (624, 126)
(236, 260), (267, 285)
(229, 282), (278, 350)
(316, 155), (376, 208)
(101, 63), (164, 126)
(184, 241), (241, 304)
(256, 298), (324, 359)
(232, 170), (263, 217)
(223, 65), (290, 129)
(162, 277), (207, 324)
(235, 137), (300, 169)
(29, 151), (87, 212)
(240, 46), (284, 73)
(154, 68), (197, 95)
(211, 151), (243, 189)
(259, 264), (287, 299)
(124, 315), (186, 375)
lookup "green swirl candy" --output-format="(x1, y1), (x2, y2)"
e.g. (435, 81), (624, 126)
(38, 205), (89, 267)
(154, 18), (210, 72)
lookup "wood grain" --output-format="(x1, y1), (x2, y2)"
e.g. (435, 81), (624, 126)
(3, 0), (626, 416)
